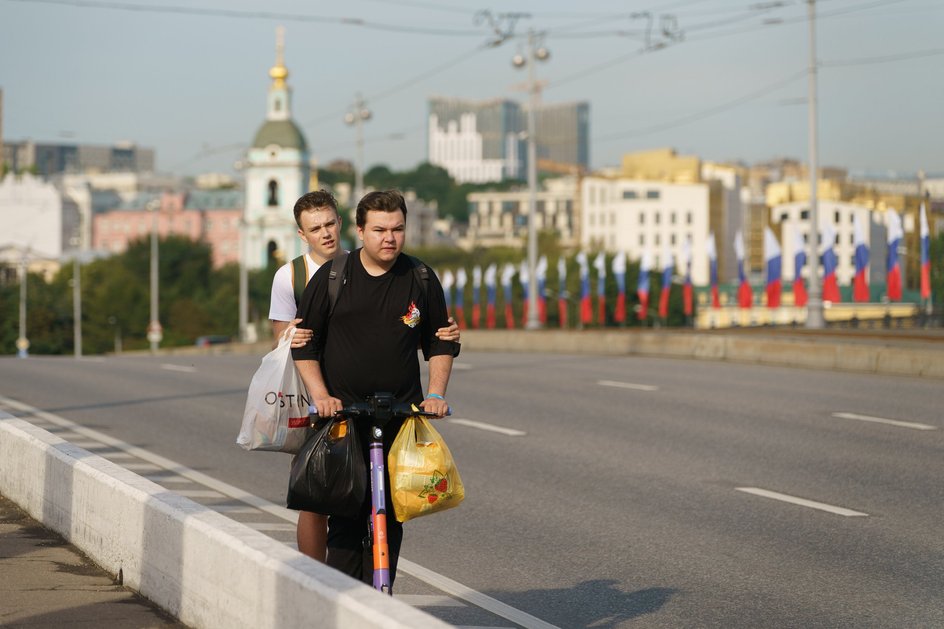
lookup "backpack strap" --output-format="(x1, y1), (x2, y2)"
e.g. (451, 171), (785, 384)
(327, 250), (350, 317)
(406, 255), (429, 306)
(291, 254), (309, 306)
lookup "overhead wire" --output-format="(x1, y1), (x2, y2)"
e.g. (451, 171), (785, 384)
(4, 0), (485, 36)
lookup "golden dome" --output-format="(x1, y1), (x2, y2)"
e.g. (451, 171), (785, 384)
(269, 63), (288, 86)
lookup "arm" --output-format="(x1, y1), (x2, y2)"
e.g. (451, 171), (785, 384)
(419, 354), (453, 418)
(271, 319), (312, 349)
(269, 264), (312, 348)
(295, 359), (342, 418)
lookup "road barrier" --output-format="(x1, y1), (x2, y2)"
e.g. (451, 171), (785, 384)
(457, 329), (944, 379)
(0, 414), (449, 629)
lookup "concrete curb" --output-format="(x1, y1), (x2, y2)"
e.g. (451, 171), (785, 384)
(0, 414), (450, 629)
(457, 330), (944, 379)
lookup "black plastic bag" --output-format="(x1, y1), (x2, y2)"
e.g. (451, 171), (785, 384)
(286, 417), (367, 518)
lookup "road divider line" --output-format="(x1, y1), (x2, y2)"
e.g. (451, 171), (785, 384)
(447, 418), (526, 437)
(832, 412), (937, 431)
(396, 595), (466, 608)
(735, 487), (868, 517)
(597, 380), (659, 392)
(399, 559), (561, 629)
(161, 364), (197, 373)
(244, 523), (295, 532)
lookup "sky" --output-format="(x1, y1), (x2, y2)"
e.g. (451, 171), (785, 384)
(2, 0), (942, 179)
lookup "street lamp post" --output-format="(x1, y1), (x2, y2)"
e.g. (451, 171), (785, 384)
(238, 218), (249, 343)
(147, 199), (162, 353)
(72, 237), (83, 358)
(804, 0), (824, 329)
(345, 94), (372, 204)
(17, 252), (29, 358)
(513, 29), (549, 330)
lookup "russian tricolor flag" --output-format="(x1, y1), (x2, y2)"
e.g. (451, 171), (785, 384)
(537, 255), (548, 325)
(920, 202), (931, 301)
(593, 252), (607, 324)
(636, 250), (651, 321)
(764, 227), (782, 309)
(484, 263), (497, 329)
(706, 233), (720, 309)
(886, 210), (903, 302)
(821, 224), (841, 303)
(454, 267), (467, 328)
(612, 251), (627, 323)
(557, 256), (568, 329)
(852, 214), (870, 302)
(682, 238), (693, 317)
(519, 260), (530, 325)
(658, 246), (673, 319)
(735, 231), (753, 309)
(471, 265), (482, 328)
(501, 263), (515, 329)
(576, 252), (592, 325)
(793, 230), (808, 308)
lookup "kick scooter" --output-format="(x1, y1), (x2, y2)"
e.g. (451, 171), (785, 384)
(332, 392), (445, 594)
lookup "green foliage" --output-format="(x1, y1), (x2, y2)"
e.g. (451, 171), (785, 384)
(931, 232), (944, 305)
(317, 168), (353, 188)
(0, 235), (276, 356)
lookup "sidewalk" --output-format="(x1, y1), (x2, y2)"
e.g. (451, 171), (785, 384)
(0, 494), (186, 629)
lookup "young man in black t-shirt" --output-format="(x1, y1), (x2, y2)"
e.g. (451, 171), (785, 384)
(292, 190), (457, 586)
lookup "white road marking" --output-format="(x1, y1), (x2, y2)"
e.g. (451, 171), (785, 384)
(69, 440), (108, 449)
(175, 489), (225, 499)
(396, 594), (465, 607)
(1, 395), (560, 629)
(832, 412), (937, 431)
(123, 462), (162, 471)
(244, 523), (295, 532)
(100, 452), (135, 460)
(209, 505), (261, 514)
(161, 363), (197, 373)
(399, 559), (561, 629)
(143, 473), (194, 484)
(735, 487), (868, 517)
(597, 379), (658, 392)
(447, 418), (526, 437)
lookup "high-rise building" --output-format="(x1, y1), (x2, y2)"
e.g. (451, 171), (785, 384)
(532, 101), (590, 170)
(427, 97), (589, 184)
(427, 98), (523, 184)
(1, 140), (154, 177)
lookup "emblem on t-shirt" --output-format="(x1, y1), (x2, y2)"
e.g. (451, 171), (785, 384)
(401, 301), (421, 328)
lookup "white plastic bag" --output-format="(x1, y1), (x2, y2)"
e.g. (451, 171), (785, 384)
(236, 328), (312, 453)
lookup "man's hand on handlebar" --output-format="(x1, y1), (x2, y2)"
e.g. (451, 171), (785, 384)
(313, 395), (343, 418)
(419, 396), (450, 418)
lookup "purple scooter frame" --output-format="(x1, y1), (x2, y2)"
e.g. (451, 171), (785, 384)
(336, 394), (445, 595)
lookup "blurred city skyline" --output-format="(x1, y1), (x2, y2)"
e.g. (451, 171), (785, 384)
(2, 0), (942, 178)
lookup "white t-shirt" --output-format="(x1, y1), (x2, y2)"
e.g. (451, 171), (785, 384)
(268, 253), (322, 322)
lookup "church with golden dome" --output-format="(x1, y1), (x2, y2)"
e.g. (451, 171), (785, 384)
(243, 27), (311, 270)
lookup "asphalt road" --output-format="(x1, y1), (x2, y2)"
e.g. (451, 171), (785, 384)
(0, 350), (941, 628)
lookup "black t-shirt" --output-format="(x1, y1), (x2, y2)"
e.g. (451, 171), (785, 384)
(292, 249), (457, 406)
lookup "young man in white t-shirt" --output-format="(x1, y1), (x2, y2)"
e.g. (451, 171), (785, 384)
(269, 189), (459, 562)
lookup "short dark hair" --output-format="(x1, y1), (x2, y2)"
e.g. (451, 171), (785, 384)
(293, 190), (339, 228)
(355, 189), (408, 228)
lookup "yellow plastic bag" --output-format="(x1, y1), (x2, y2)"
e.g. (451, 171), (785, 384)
(389, 416), (464, 522)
